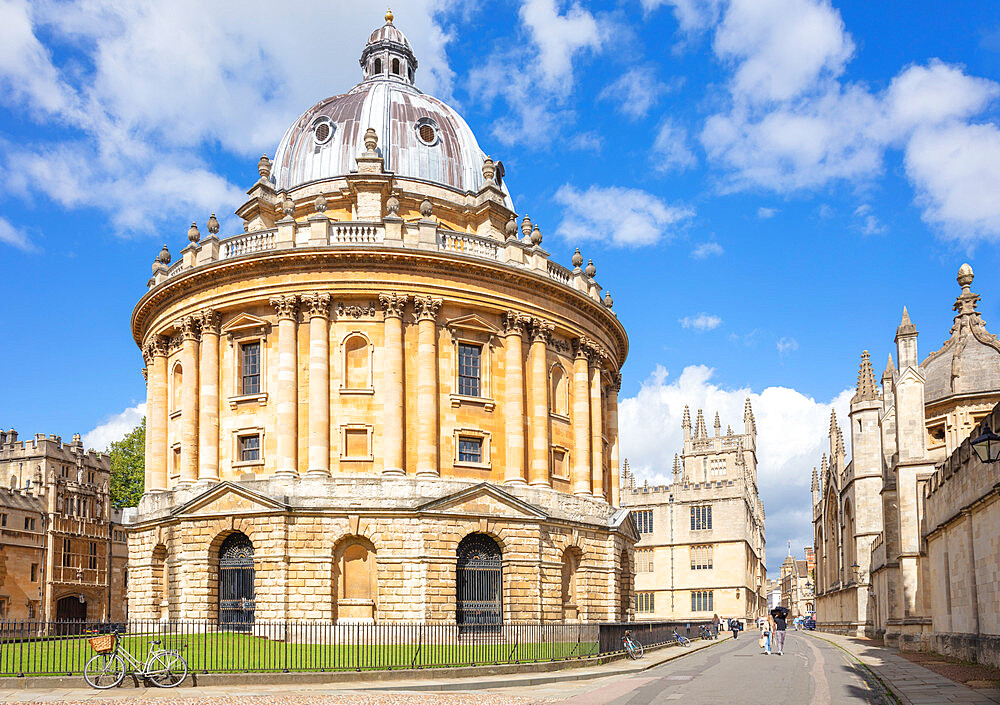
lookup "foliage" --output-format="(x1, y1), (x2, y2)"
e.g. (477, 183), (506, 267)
(108, 419), (145, 508)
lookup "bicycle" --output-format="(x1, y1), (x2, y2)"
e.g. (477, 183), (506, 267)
(622, 629), (644, 659)
(84, 630), (188, 689)
(672, 630), (691, 647)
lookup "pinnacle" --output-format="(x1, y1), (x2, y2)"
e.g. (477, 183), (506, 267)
(682, 405), (691, 429)
(695, 409), (707, 438)
(885, 352), (895, 374)
(744, 397), (755, 423)
(811, 467), (819, 491)
(901, 306), (911, 326)
(852, 350), (880, 403)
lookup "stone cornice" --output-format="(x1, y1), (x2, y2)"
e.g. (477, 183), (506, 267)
(132, 247), (629, 365)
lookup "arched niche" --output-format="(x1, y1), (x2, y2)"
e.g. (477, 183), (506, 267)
(333, 536), (377, 622)
(561, 546), (583, 620)
(341, 332), (373, 391)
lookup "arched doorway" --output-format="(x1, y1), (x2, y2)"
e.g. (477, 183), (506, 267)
(218, 532), (255, 629)
(456, 533), (501, 632)
(56, 595), (87, 634)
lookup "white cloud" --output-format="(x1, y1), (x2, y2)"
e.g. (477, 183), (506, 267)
(568, 131), (603, 152)
(886, 61), (999, 132)
(519, 0), (603, 88)
(691, 241), (724, 258)
(619, 364), (852, 572)
(0, 0), (75, 117)
(600, 68), (672, 119)
(0, 216), (36, 252)
(854, 204), (886, 235)
(641, 0), (723, 33)
(757, 206), (778, 218)
(777, 336), (799, 357)
(652, 119), (698, 172)
(554, 184), (695, 247)
(83, 403), (146, 452)
(679, 313), (722, 330)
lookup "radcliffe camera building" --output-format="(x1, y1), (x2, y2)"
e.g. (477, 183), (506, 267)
(813, 265), (1000, 663)
(621, 403), (767, 621)
(127, 13), (635, 625)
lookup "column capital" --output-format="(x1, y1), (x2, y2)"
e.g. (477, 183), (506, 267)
(144, 334), (170, 359)
(302, 292), (332, 319)
(572, 336), (593, 360)
(269, 294), (299, 321)
(413, 295), (443, 323)
(200, 308), (221, 335)
(607, 370), (622, 394)
(176, 315), (201, 341)
(378, 292), (409, 319)
(502, 310), (527, 336)
(529, 317), (554, 343)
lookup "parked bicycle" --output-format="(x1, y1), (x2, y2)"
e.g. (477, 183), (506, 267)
(699, 625), (714, 640)
(622, 629), (644, 659)
(84, 630), (188, 689)
(672, 629), (691, 647)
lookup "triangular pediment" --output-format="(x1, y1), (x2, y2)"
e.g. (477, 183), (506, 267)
(610, 508), (640, 542)
(222, 312), (270, 336)
(446, 314), (500, 337)
(171, 481), (287, 517)
(417, 482), (547, 519)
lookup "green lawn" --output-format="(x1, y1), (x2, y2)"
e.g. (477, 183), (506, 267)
(0, 631), (601, 676)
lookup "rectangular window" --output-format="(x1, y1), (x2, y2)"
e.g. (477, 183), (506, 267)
(23, 517), (35, 531)
(0, 513), (6, 527)
(27, 603), (35, 619)
(240, 341), (261, 395)
(636, 548), (654, 573)
(691, 544), (714, 570)
(89, 542), (98, 570)
(691, 590), (714, 612)
(63, 538), (72, 567)
(635, 592), (654, 613)
(458, 436), (483, 463)
(239, 434), (260, 462)
(690, 505), (713, 531)
(710, 458), (726, 476)
(457, 343), (482, 397)
(0, 600), (5, 618)
(30, 563), (38, 581)
(634, 509), (654, 535)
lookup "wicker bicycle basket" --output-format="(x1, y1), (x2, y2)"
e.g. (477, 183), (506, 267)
(88, 633), (116, 654)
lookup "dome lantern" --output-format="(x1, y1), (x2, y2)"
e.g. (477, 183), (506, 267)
(360, 9), (418, 85)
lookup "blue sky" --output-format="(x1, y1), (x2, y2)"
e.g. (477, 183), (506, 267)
(2, 0), (1000, 574)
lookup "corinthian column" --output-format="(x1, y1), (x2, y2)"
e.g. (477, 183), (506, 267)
(607, 372), (622, 507)
(270, 295), (299, 478)
(414, 296), (442, 477)
(502, 311), (527, 485)
(589, 351), (604, 501)
(198, 309), (221, 484)
(144, 336), (169, 492)
(177, 315), (200, 488)
(528, 319), (552, 487)
(571, 338), (592, 496)
(304, 293), (331, 477)
(378, 293), (408, 475)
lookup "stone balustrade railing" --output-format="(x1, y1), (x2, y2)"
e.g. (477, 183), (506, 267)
(151, 219), (611, 309)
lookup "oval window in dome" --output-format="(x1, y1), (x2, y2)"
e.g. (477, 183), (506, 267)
(415, 118), (439, 146)
(312, 117), (334, 145)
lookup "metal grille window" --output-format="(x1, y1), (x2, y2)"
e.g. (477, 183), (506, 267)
(458, 436), (483, 463)
(634, 509), (653, 535)
(239, 435), (260, 462)
(457, 343), (481, 397)
(691, 590), (714, 612)
(691, 544), (714, 570)
(635, 592), (654, 613)
(690, 505), (712, 531)
(240, 342), (261, 395)
(456, 533), (502, 632)
(218, 532), (255, 629)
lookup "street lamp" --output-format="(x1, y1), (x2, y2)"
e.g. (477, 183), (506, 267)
(971, 424), (1000, 463)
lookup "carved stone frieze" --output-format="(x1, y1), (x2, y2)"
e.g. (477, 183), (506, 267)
(377, 292), (408, 319)
(413, 295), (443, 322)
(549, 337), (569, 354)
(337, 301), (376, 319)
(302, 292), (332, 319)
(269, 294), (299, 321)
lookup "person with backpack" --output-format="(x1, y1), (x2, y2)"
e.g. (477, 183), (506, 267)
(769, 606), (789, 655)
(730, 618), (740, 639)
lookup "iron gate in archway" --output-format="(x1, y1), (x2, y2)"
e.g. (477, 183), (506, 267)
(456, 533), (502, 633)
(218, 532), (255, 630)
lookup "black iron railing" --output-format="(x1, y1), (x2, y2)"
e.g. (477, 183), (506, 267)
(0, 619), (701, 677)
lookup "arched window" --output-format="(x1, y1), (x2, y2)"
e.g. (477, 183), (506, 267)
(392, 58), (400, 75)
(343, 334), (371, 390)
(218, 532), (254, 629)
(457, 533), (501, 631)
(334, 537), (377, 622)
(9, 475), (15, 490)
(374, 58), (382, 74)
(561, 547), (582, 620)
(550, 364), (568, 416)
(171, 363), (183, 412)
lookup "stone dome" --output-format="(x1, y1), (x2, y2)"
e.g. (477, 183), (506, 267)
(920, 264), (1000, 405)
(271, 14), (514, 209)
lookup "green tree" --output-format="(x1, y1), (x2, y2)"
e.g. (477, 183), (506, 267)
(108, 418), (145, 508)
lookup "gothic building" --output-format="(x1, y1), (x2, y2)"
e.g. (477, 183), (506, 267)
(813, 264), (1000, 648)
(126, 12), (635, 625)
(621, 402), (767, 621)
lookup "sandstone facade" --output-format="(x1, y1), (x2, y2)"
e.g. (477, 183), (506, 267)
(0, 430), (128, 622)
(127, 14), (634, 624)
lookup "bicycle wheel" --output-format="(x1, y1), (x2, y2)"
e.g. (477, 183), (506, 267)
(84, 653), (126, 689)
(678, 636), (691, 647)
(146, 650), (188, 688)
(628, 638), (644, 659)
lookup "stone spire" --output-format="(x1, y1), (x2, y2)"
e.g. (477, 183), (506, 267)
(714, 411), (721, 436)
(695, 409), (707, 438)
(673, 453), (682, 481)
(682, 405), (691, 433)
(744, 398), (755, 424)
(811, 467), (819, 492)
(852, 350), (880, 403)
(821, 452), (828, 476)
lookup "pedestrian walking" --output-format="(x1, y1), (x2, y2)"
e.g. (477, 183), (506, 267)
(759, 614), (772, 655)
(712, 613), (720, 638)
(770, 606), (789, 655)
(730, 618), (740, 639)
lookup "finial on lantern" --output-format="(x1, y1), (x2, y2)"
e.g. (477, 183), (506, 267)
(385, 8), (394, 24)
(207, 213), (220, 235)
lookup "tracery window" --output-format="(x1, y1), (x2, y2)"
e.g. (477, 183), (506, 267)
(691, 590), (713, 611)
(690, 505), (712, 531)
(690, 544), (713, 570)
